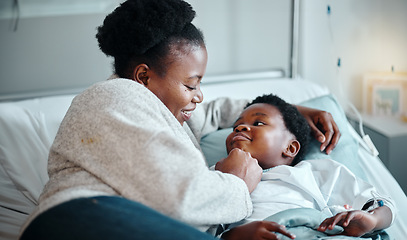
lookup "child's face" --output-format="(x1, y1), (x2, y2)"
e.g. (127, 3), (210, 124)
(226, 103), (298, 169)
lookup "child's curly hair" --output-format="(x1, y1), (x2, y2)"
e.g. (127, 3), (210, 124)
(246, 94), (311, 165)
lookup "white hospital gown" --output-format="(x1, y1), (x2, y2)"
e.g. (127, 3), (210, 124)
(231, 159), (396, 228)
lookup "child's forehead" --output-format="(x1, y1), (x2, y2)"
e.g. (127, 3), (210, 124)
(242, 103), (281, 117)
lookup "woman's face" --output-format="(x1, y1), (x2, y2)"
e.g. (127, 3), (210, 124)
(145, 45), (207, 125)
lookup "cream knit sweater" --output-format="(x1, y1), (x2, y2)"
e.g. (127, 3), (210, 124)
(25, 78), (252, 232)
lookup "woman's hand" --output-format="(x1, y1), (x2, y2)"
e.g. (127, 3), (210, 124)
(296, 105), (340, 154)
(215, 148), (262, 193)
(222, 221), (295, 240)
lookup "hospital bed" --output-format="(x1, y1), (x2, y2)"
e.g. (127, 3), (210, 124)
(0, 71), (406, 239)
(1, 0), (406, 238)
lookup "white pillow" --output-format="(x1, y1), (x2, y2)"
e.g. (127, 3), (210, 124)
(201, 77), (330, 104)
(0, 104), (50, 205)
(0, 95), (74, 239)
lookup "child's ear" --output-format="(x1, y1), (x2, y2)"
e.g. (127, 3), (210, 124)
(133, 64), (150, 86)
(283, 140), (300, 158)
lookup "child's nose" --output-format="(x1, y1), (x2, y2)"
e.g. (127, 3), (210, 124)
(235, 124), (251, 132)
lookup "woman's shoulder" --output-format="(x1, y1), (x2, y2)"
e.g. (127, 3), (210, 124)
(73, 78), (156, 108)
(87, 78), (146, 96)
(64, 78), (176, 129)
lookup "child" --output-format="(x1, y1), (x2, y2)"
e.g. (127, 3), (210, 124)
(219, 94), (396, 240)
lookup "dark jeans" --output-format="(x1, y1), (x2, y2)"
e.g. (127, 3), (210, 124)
(20, 196), (218, 240)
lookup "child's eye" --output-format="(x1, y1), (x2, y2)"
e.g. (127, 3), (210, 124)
(253, 121), (265, 126)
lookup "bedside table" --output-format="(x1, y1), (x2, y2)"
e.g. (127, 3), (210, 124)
(347, 113), (407, 194)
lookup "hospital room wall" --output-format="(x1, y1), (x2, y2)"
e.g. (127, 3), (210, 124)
(0, 13), (113, 96)
(0, 2), (278, 96)
(0, 0), (291, 98)
(1, 0), (406, 103)
(297, 0), (407, 110)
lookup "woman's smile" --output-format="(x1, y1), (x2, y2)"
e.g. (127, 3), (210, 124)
(181, 108), (195, 121)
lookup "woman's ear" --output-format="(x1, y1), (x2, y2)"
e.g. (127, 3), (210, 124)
(133, 64), (150, 86)
(283, 140), (300, 159)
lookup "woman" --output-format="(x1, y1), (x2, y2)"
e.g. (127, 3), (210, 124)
(20, 0), (339, 239)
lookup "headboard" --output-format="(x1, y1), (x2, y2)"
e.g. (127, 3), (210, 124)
(0, 0), (299, 101)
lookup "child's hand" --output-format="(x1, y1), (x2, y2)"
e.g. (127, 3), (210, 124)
(317, 210), (377, 237)
(222, 221), (296, 240)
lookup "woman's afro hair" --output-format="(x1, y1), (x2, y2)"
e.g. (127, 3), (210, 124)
(96, 0), (197, 58)
(246, 94), (311, 165)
